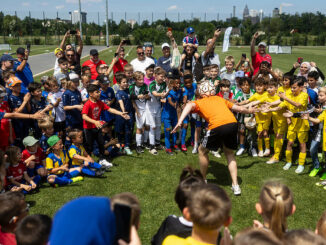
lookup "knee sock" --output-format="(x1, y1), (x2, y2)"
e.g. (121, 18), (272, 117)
(155, 126), (161, 144)
(136, 133), (142, 146)
(149, 128), (155, 146)
(54, 176), (72, 185)
(181, 128), (187, 145)
(69, 170), (80, 178)
(81, 167), (96, 177)
(273, 138), (283, 160)
(89, 162), (101, 169)
(32, 175), (41, 185)
(285, 150), (292, 163)
(164, 128), (171, 149)
(298, 152), (306, 166)
(258, 138), (263, 152)
(264, 137), (270, 150)
(172, 132), (177, 146)
(143, 130), (149, 144)
(125, 132), (131, 147)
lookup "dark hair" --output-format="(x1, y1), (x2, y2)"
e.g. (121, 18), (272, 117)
(307, 71), (320, 80)
(67, 128), (82, 141)
(65, 48), (75, 54)
(260, 61), (271, 68)
(219, 79), (231, 88)
(268, 80), (278, 88)
(28, 82), (42, 93)
(2, 70), (16, 80)
(254, 77), (265, 86)
(284, 229), (326, 245)
(291, 76), (305, 86)
(115, 72), (127, 84)
(58, 57), (68, 64)
(0, 192), (25, 227)
(174, 166), (205, 211)
(81, 66), (91, 74)
(239, 77), (251, 86)
(16, 214), (52, 245)
(210, 64), (219, 70)
(87, 84), (100, 94)
(136, 45), (143, 50)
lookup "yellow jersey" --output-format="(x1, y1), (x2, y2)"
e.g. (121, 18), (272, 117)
(318, 110), (326, 151)
(163, 236), (214, 245)
(277, 86), (292, 96)
(248, 91), (270, 123)
(68, 144), (87, 166)
(46, 151), (68, 175)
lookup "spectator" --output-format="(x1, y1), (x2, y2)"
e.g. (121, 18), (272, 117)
(144, 44), (157, 64)
(157, 43), (172, 73)
(107, 41), (128, 84)
(60, 30), (83, 60)
(53, 48), (64, 75)
(250, 32), (272, 75)
(0, 54), (15, 87)
(14, 47), (33, 94)
(201, 29), (221, 67)
(82, 49), (106, 80)
(65, 48), (81, 75)
(130, 45), (155, 74)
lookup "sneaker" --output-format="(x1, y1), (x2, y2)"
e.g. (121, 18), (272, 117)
(283, 162), (292, 170)
(236, 148), (245, 156)
(320, 172), (326, 180)
(231, 185), (241, 196)
(213, 151), (221, 158)
(192, 147), (198, 154)
(252, 148), (258, 157)
(309, 167), (321, 177)
(155, 144), (164, 150)
(95, 169), (104, 177)
(263, 149), (270, 157)
(266, 158), (279, 164)
(124, 147), (133, 155)
(99, 159), (113, 168)
(174, 145), (181, 151)
(166, 149), (174, 155)
(149, 147), (158, 155)
(181, 144), (187, 152)
(295, 165), (304, 174)
(71, 176), (84, 183)
(315, 180), (326, 187)
(143, 143), (150, 150)
(258, 151), (264, 157)
(136, 146), (143, 154)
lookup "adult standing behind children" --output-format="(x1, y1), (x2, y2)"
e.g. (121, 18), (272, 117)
(201, 29), (221, 67)
(157, 43), (172, 73)
(251, 32), (272, 75)
(172, 81), (258, 195)
(82, 49), (106, 80)
(130, 46), (155, 74)
(0, 54), (15, 86)
(106, 40), (128, 84)
(14, 47), (33, 94)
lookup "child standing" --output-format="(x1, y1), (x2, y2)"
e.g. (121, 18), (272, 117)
(144, 64), (155, 86)
(220, 56), (236, 87)
(54, 57), (73, 86)
(41, 76), (52, 100)
(0, 87), (14, 151)
(209, 64), (221, 90)
(181, 27), (200, 61)
(79, 73), (91, 103)
(217, 79), (233, 101)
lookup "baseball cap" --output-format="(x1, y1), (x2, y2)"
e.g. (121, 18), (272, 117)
(187, 27), (195, 34)
(47, 135), (60, 147)
(258, 42), (267, 47)
(54, 48), (63, 55)
(16, 47), (25, 55)
(235, 70), (245, 78)
(0, 54), (15, 62)
(8, 77), (22, 87)
(145, 64), (155, 70)
(56, 73), (68, 82)
(69, 73), (80, 82)
(23, 136), (39, 147)
(161, 43), (170, 49)
(90, 49), (99, 56)
(97, 74), (110, 85)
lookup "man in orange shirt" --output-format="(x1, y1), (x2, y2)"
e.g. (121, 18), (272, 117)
(172, 81), (258, 195)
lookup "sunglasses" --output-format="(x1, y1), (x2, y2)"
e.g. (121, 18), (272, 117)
(66, 54), (74, 57)
(137, 52), (144, 55)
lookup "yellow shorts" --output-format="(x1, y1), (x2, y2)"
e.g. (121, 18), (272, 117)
(257, 119), (271, 132)
(287, 130), (308, 143)
(272, 118), (287, 135)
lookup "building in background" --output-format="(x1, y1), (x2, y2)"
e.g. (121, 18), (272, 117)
(71, 10), (87, 24)
(272, 8), (280, 18)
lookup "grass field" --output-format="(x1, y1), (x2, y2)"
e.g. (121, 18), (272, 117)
(26, 45), (326, 243)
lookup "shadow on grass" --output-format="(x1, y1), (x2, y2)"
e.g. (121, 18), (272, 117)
(237, 160), (261, 169)
(207, 160), (242, 186)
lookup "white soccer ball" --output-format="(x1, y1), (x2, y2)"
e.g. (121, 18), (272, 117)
(198, 81), (216, 97)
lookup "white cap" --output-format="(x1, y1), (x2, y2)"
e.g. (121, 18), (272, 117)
(161, 43), (170, 49)
(258, 41), (267, 47)
(69, 73), (80, 81)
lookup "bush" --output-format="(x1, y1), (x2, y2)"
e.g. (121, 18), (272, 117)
(111, 36), (121, 45)
(84, 36), (92, 45)
(33, 38), (41, 45)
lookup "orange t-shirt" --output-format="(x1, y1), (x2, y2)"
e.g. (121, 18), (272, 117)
(193, 96), (236, 130)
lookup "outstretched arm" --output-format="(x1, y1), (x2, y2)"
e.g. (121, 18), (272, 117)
(203, 29), (221, 59)
(171, 102), (196, 133)
(251, 32), (259, 57)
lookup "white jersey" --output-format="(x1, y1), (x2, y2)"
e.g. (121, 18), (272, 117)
(146, 80), (167, 113)
(48, 91), (65, 122)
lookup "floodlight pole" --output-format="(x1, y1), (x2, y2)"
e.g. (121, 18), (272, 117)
(106, 0), (109, 47)
(78, 0), (83, 39)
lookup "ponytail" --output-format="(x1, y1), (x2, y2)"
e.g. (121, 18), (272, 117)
(270, 193), (286, 239)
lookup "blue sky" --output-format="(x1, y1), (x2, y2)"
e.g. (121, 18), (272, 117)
(3, 0), (325, 23)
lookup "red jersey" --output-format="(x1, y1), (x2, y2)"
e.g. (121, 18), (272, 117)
(7, 162), (26, 183)
(22, 147), (45, 167)
(82, 59), (106, 80)
(252, 52), (272, 75)
(217, 91), (233, 100)
(0, 229), (16, 245)
(0, 101), (15, 149)
(82, 100), (110, 129)
(113, 58), (128, 84)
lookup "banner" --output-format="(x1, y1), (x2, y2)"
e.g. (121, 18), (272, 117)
(222, 27), (232, 53)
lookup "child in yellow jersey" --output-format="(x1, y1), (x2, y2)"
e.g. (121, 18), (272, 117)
(270, 78), (309, 174)
(239, 77), (271, 157)
(303, 87), (326, 187)
(277, 73), (293, 96)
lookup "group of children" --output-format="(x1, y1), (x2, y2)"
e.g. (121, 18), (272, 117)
(1, 166), (326, 245)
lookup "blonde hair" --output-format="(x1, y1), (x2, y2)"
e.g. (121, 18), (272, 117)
(133, 71), (144, 81)
(47, 77), (59, 87)
(154, 67), (166, 76)
(234, 228), (282, 245)
(319, 87), (326, 95)
(284, 229), (326, 245)
(67, 129), (82, 141)
(188, 184), (231, 230)
(38, 116), (54, 130)
(317, 210), (326, 239)
(124, 64), (133, 72)
(225, 55), (234, 64)
(259, 181), (294, 239)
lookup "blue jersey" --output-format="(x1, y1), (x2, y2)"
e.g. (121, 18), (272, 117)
(8, 93), (29, 138)
(42, 90), (49, 100)
(183, 83), (197, 102)
(162, 89), (182, 119)
(62, 89), (82, 127)
(100, 87), (115, 122)
(39, 134), (49, 152)
(183, 36), (199, 45)
(30, 97), (47, 114)
(13, 61), (33, 94)
(116, 89), (133, 114)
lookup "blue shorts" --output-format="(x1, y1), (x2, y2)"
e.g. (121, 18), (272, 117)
(183, 115), (190, 124)
(163, 117), (177, 130)
(195, 117), (208, 128)
(27, 165), (43, 177)
(115, 114), (133, 133)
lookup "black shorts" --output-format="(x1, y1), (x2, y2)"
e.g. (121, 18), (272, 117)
(201, 123), (238, 151)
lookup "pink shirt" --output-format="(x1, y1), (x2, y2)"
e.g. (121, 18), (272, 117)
(144, 76), (154, 86)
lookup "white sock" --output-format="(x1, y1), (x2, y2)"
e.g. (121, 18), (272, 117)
(149, 128), (155, 146)
(136, 134), (142, 146)
(155, 126), (161, 143)
(143, 130), (149, 144)
(194, 142), (198, 149)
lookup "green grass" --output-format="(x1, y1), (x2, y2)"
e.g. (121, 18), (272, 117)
(26, 46), (326, 242)
(1, 45), (58, 57)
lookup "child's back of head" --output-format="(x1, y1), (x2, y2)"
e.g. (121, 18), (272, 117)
(188, 183), (231, 230)
(284, 229), (326, 245)
(15, 214), (52, 245)
(317, 210), (326, 239)
(234, 228), (282, 245)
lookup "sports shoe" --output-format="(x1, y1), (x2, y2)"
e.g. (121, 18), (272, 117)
(136, 146), (143, 154)
(320, 172), (326, 180)
(295, 165), (304, 174)
(124, 147), (133, 155)
(181, 144), (187, 152)
(174, 145), (181, 151)
(192, 147), (198, 154)
(149, 147), (158, 155)
(99, 159), (113, 168)
(309, 167), (321, 177)
(71, 176), (84, 183)
(231, 185), (241, 196)
(155, 144), (164, 150)
(252, 148), (258, 157)
(283, 162), (292, 170)
(166, 149), (174, 155)
(212, 151), (221, 158)
(143, 143), (150, 150)
(266, 158), (279, 164)
(315, 180), (326, 187)
(258, 151), (264, 157)
(95, 169), (104, 177)
(263, 149), (270, 157)
(236, 148), (245, 156)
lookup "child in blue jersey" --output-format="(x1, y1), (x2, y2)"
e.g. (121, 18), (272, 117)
(162, 75), (182, 155)
(41, 76), (51, 100)
(67, 129), (104, 177)
(181, 72), (197, 152)
(39, 117), (55, 152)
(115, 73), (134, 155)
(63, 80), (83, 130)
(46, 135), (83, 187)
(182, 27), (200, 61)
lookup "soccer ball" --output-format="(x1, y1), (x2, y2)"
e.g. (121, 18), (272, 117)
(198, 81), (216, 97)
